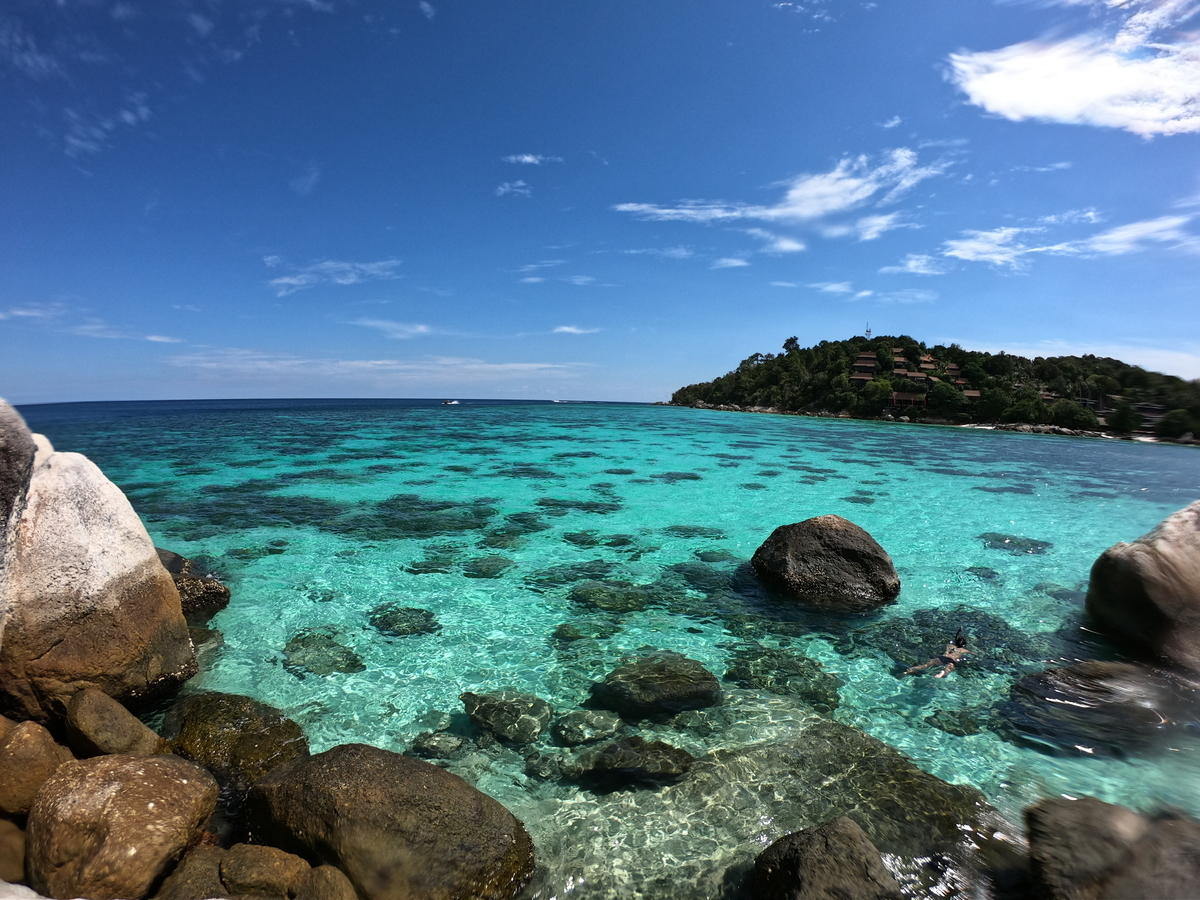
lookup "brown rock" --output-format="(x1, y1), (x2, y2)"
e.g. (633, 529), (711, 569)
(243, 742), (535, 900)
(0, 818), (25, 884)
(156, 548), (231, 626)
(220, 844), (310, 898)
(26, 754), (219, 900)
(0, 720), (74, 817)
(754, 816), (902, 900)
(65, 687), (166, 758)
(751, 515), (901, 613)
(295, 866), (358, 900)
(0, 451), (196, 725)
(1086, 500), (1200, 671)
(152, 846), (228, 900)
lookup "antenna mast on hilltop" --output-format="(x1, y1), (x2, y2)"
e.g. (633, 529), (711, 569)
(865, 322), (872, 340)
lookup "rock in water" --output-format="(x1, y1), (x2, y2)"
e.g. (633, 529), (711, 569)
(751, 515), (900, 613)
(65, 687), (166, 757)
(753, 816), (902, 900)
(1025, 796), (1200, 900)
(590, 650), (722, 719)
(243, 743), (535, 900)
(563, 736), (694, 791)
(1086, 500), (1200, 672)
(26, 754), (218, 900)
(0, 418), (196, 723)
(156, 548), (231, 625)
(461, 690), (552, 744)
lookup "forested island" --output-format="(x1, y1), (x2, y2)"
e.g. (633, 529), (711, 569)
(671, 334), (1200, 438)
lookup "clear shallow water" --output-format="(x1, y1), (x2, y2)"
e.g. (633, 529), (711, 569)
(19, 399), (1200, 898)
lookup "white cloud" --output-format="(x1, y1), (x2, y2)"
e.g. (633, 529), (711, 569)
(948, 1), (1200, 136)
(880, 253), (948, 275)
(518, 259), (566, 272)
(167, 348), (579, 385)
(145, 334), (183, 343)
(351, 319), (433, 339)
(808, 282), (855, 293)
(942, 227), (1041, 267)
(495, 180), (531, 197)
(563, 275), (597, 285)
(711, 258), (750, 269)
(623, 246), (694, 259)
(290, 161), (321, 195)
(554, 325), (600, 334)
(267, 258), (403, 296)
(855, 213), (907, 241)
(876, 289), (937, 304)
(502, 154), (563, 164)
(419, 1), (435, 19)
(770, 281), (800, 287)
(519, 276), (545, 283)
(745, 228), (806, 253)
(614, 148), (950, 224)
(1039, 207), (1101, 225)
(1048, 214), (1197, 255)
(880, 116), (902, 128)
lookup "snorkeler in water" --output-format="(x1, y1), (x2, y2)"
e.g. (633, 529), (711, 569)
(903, 629), (969, 678)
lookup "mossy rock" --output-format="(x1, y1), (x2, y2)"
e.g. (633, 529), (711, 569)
(368, 603), (441, 637)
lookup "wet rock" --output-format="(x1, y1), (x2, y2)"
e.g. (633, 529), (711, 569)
(569, 579), (663, 612)
(156, 548), (231, 625)
(992, 661), (1197, 758)
(925, 708), (984, 737)
(753, 816), (902, 900)
(0, 445), (196, 725)
(0, 720), (74, 817)
(667, 561), (732, 594)
(525, 558), (616, 592)
(221, 843), (311, 898)
(461, 554), (514, 579)
(724, 644), (842, 714)
(26, 754), (218, 900)
(405, 543), (462, 575)
(663, 525), (725, 539)
(283, 627), (365, 677)
(751, 516), (900, 613)
(696, 548), (737, 563)
(164, 691), (309, 792)
(368, 603), (441, 637)
(242, 742), (535, 900)
(535, 497), (622, 515)
(296, 866), (359, 900)
(0, 818), (24, 884)
(152, 846), (227, 900)
(590, 650), (722, 720)
(461, 690), (552, 744)
(411, 731), (465, 759)
(979, 532), (1053, 554)
(524, 749), (567, 781)
(65, 687), (165, 757)
(371, 493), (499, 538)
(550, 709), (623, 746)
(189, 625), (224, 668)
(563, 735), (695, 791)
(1026, 796), (1200, 900)
(1086, 500), (1200, 672)
(551, 620), (620, 642)
(966, 566), (1000, 581)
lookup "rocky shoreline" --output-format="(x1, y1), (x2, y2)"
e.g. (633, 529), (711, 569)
(3, 397), (1200, 899)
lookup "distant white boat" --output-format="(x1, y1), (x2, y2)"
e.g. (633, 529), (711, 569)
(442, 400), (460, 405)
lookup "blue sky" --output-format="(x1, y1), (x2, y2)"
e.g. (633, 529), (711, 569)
(2, 0), (1198, 403)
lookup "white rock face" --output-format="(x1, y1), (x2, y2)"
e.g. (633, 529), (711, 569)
(0, 421), (195, 723)
(1086, 500), (1200, 671)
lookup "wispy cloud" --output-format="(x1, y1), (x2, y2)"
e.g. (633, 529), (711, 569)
(290, 160), (321, 195)
(711, 257), (750, 269)
(948, 0), (1200, 136)
(876, 289), (937, 304)
(623, 246), (694, 259)
(808, 281), (856, 294)
(519, 276), (545, 283)
(0, 301), (181, 342)
(502, 154), (564, 164)
(554, 325), (600, 334)
(615, 149), (950, 228)
(942, 227), (1041, 267)
(266, 258), (403, 296)
(495, 180), (531, 197)
(880, 253), (949, 275)
(745, 229), (806, 253)
(880, 116), (903, 128)
(854, 213), (908, 241)
(563, 275), (597, 285)
(518, 259), (566, 272)
(419, 1), (436, 20)
(770, 281), (800, 287)
(1039, 207), (1100, 225)
(350, 319), (433, 339)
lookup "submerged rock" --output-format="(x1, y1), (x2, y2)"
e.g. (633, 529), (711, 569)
(992, 660), (1198, 758)
(1025, 796), (1200, 900)
(461, 689), (553, 744)
(753, 816), (902, 900)
(156, 547), (231, 625)
(242, 743), (535, 900)
(751, 515), (900, 613)
(1085, 499), (1200, 672)
(569, 579), (663, 612)
(368, 602), (441, 637)
(283, 627), (365, 677)
(550, 709), (623, 746)
(979, 532), (1053, 554)
(462, 554), (514, 579)
(724, 644), (842, 714)
(563, 735), (695, 791)
(590, 650), (722, 719)
(410, 731), (465, 759)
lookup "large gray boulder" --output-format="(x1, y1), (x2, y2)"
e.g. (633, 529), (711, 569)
(243, 742), (535, 900)
(1026, 796), (1200, 899)
(0, 401), (35, 545)
(753, 816), (902, 900)
(0, 441), (196, 724)
(26, 754), (218, 900)
(751, 516), (900, 613)
(1086, 500), (1200, 671)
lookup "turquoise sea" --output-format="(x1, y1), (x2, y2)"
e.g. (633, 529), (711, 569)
(18, 398), (1200, 898)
